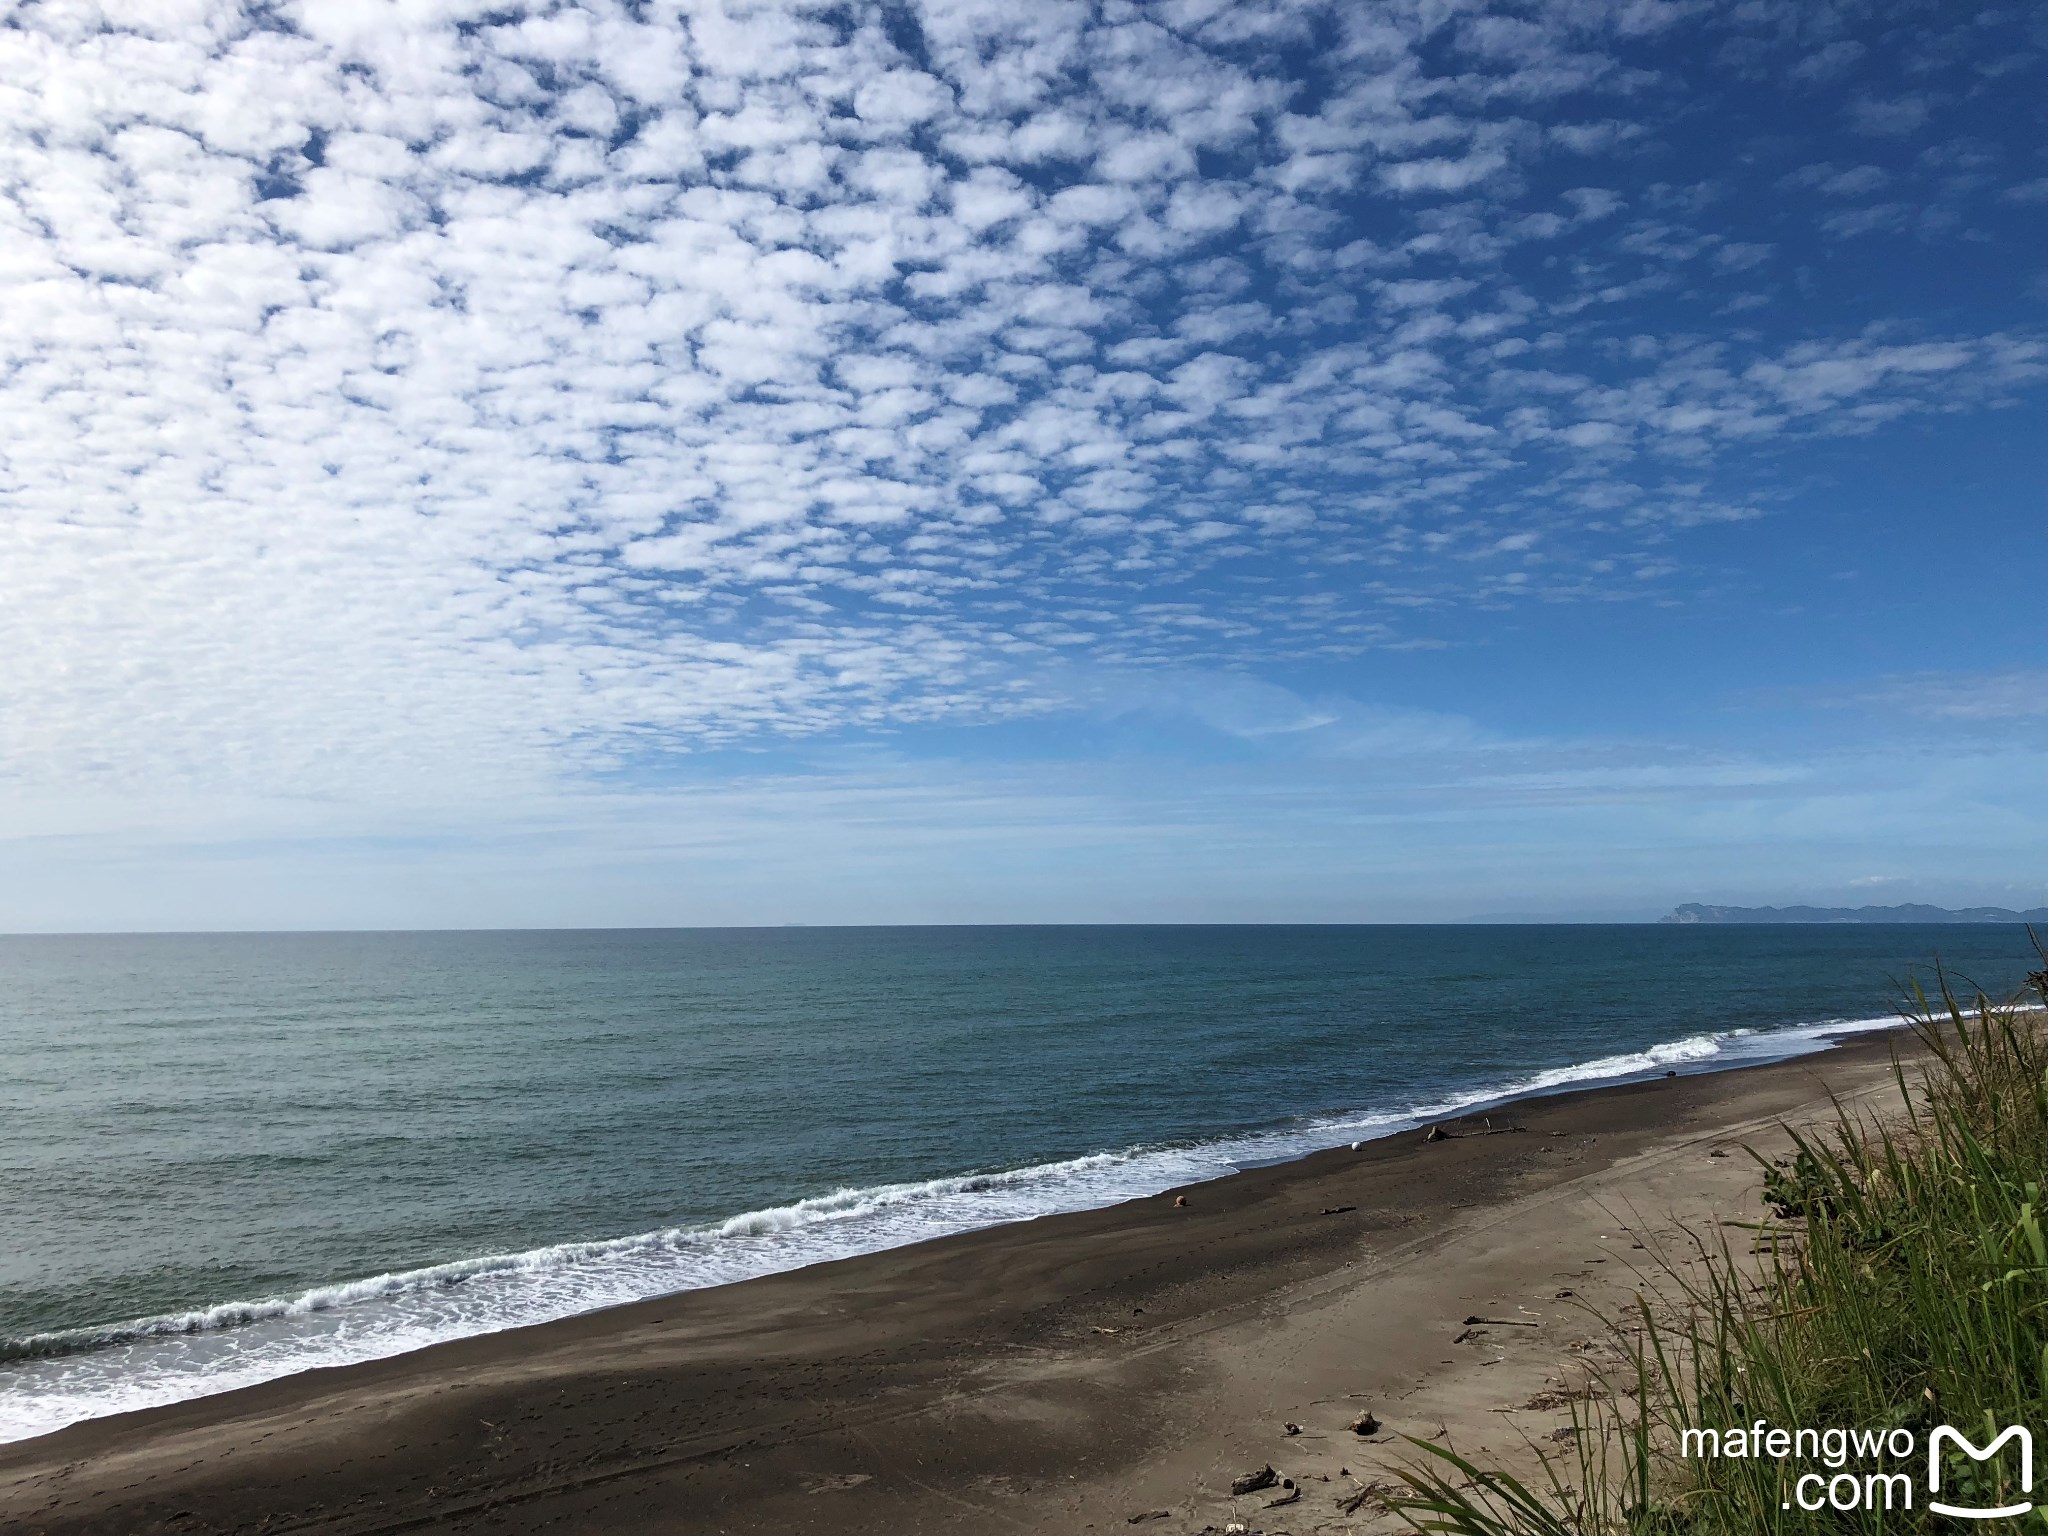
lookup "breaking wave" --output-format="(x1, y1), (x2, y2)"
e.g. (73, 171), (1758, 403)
(0, 1010), (1904, 1444)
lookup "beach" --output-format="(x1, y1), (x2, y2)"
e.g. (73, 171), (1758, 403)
(0, 1028), (1917, 1535)
(8, 0), (2042, 1524)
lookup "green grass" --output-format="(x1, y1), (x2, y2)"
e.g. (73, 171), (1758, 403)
(1388, 945), (2048, 1535)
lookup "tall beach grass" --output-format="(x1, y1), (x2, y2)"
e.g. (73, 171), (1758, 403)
(1392, 944), (2048, 1534)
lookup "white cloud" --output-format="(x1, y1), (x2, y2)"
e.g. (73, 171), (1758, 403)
(1851, 672), (2048, 722)
(1846, 94), (1932, 138)
(0, 0), (2039, 830)
(1379, 149), (1510, 194)
(855, 67), (953, 129)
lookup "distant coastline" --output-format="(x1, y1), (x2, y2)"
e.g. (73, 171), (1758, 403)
(1661, 902), (2048, 924)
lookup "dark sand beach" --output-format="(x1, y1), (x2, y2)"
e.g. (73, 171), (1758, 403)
(0, 1032), (1918, 1536)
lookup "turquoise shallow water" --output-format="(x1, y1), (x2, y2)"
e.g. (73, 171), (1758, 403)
(0, 924), (2037, 1442)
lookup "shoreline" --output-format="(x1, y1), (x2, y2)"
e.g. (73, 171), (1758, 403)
(0, 1026), (1921, 1535)
(0, 1012), (1903, 1445)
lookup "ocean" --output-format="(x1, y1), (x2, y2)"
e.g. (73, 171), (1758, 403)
(1, 924), (2037, 1444)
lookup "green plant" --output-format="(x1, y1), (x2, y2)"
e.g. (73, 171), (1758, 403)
(1386, 941), (2048, 1535)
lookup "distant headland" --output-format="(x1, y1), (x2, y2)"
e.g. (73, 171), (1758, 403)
(1661, 902), (2048, 925)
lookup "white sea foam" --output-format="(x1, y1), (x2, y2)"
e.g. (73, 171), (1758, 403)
(0, 1013), (1908, 1444)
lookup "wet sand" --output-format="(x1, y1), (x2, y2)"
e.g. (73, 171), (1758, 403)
(0, 1031), (1918, 1535)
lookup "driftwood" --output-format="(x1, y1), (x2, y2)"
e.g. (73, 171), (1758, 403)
(1339, 1483), (1389, 1515)
(1427, 1121), (1527, 1141)
(1229, 1464), (1279, 1495)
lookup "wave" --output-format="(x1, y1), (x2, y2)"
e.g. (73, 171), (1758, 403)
(0, 1150), (1141, 1365)
(0, 1010), (1908, 1443)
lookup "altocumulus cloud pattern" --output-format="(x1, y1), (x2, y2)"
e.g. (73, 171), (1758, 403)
(2, 0), (2043, 805)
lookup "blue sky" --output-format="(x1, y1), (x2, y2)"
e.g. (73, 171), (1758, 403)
(2, 0), (2043, 928)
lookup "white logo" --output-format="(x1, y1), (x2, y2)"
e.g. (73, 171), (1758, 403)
(1929, 1424), (2034, 1520)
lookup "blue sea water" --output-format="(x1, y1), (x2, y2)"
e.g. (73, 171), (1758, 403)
(0, 924), (2038, 1444)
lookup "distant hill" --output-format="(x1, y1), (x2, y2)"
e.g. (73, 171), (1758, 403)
(1662, 903), (2048, 925)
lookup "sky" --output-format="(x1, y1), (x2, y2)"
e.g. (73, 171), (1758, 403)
(2, 0), (2044, 929)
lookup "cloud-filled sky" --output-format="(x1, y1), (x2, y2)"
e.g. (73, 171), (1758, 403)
(3, 0), (2044, 928)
